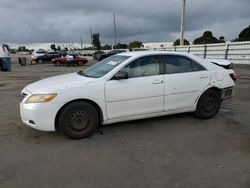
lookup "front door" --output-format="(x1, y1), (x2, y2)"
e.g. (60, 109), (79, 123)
(105, 55), (165, 119)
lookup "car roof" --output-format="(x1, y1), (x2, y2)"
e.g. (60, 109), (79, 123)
(117, 51), (190, 58)
(113, 50), (223, 71)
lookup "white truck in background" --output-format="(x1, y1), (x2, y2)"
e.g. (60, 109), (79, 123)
(0, 44), (11, 71)
(0, 44), (9, 57)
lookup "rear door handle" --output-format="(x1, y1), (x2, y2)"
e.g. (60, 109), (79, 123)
(152, 80), (164, 84)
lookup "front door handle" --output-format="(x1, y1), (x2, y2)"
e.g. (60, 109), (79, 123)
(200, 74), (208, 79)
(152, 80), (164, 84)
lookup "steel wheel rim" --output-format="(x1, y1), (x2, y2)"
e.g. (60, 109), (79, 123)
(68, 111), (90, 132)
(204, 97), (216, 112)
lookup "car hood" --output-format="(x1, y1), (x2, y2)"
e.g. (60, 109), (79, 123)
(25, 73), (94, 94)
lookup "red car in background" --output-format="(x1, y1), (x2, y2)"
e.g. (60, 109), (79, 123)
(52, 55), (88, 66)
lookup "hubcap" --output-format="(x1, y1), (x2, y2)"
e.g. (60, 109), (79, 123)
(68, 111), (90, 131)
(204, 97), (215, 112)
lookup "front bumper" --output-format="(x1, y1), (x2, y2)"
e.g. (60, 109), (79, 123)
(20, 90), (62, 131)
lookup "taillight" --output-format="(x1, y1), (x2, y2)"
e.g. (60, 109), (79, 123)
(230, 73), (237, 81)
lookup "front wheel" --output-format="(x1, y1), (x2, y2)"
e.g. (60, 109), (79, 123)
(195, 89), (221, 119)
(55, 61), (61, 66)
(58, 102), (99, 139)
(31, 60), (37, 65)
(38, 59), (43, 64)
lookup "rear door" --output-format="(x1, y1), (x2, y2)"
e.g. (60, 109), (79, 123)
(160, 55), (210, 111)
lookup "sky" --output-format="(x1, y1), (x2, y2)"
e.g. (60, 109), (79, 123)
(0, 0), (249, 45)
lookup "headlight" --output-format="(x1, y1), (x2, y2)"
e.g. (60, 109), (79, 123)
(25, 94), (57, 104)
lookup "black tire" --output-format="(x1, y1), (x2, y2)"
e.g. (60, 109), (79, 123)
(31, 60), (37, 65)
(38, 59), (43, 64)
(58, 102), (99, 139)
(55, 61), (61, 66)
(195, 89), (221, 119)
(0, 59), (3, 71)
(77, 61), (84, 66)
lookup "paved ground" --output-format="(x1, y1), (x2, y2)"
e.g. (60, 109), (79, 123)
(0, 58), (250, 188)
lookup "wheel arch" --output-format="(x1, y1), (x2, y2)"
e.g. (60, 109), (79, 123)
(55, 99), (104, 130)
(208, 87), (222, 96)
(194, 87), (222, 118)
(195, 86), (222, 106)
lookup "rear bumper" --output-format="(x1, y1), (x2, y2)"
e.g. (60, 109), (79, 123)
(221, 86), (235, 99)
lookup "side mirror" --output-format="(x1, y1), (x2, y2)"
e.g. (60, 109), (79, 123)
(113, 70), (128, 80)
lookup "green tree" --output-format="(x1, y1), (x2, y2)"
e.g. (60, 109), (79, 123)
(92, 33), (101, 50)
(173, 39), (190, 46)
(57, 46), (61, 51)
(218, 36), (225, 43)
(3, 44), (10, 51)
(102, 44), (112, 50)
(114, 42), (128, 49)
(128, 41), (143, 49)
(17, 46), (26, 51)
(10, 48), (16, 54)
(194, 31), (219, 44)
(50, 44), (56, 51)
(84, 46), (95, 50)
(236, 25), (250, 41)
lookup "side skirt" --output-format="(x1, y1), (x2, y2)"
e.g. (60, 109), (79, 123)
(103, 106), (196, 125)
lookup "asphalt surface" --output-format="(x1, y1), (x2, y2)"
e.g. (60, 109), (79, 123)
(0, 57), (250, 188)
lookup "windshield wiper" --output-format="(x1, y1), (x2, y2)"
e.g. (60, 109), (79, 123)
(77, 70), (90, 77)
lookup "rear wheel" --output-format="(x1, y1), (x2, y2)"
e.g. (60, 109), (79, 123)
(195, 89), (221, 119)
(58, 102), (99, 139)
(77, 61), (84, 66)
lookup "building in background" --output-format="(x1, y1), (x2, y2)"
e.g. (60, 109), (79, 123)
(143, 42), (173, 49)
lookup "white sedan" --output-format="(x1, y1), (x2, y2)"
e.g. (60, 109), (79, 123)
(20, 51), (237, 139)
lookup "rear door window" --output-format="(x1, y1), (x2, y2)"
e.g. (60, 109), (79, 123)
(160, 55), (206, 74)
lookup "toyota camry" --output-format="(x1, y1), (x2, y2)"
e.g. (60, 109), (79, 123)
(20, 51), (237, 139)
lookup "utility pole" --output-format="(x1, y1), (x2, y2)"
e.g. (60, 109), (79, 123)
(180, 0), (186, 46)
(90, 27), (93, 47)
(113, 13), (117, 48)
(80, 33), (83, 50)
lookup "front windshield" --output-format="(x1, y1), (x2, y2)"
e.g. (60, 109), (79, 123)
(82, 55), (131, 78)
